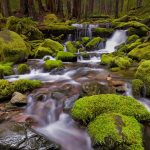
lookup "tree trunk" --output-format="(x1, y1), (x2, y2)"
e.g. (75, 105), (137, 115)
(1, 0), (11, 17)
(46, 0), (56, 13)
(57, 0), (64, 17)
(27, 0), (37, 19)
(72, 0), (81, 19)
(20, 0), (28, 15)
(38, 0), (44, 13)
(115, 0), (119, 18)
(67, 0), (71, 19)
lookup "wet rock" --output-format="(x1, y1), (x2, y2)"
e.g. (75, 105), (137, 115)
(51, 92), (66, 101)
(0, 122), (59, 150)
(115, 86), (126, 93)
(10, 92), (27, 106)
(111, 80), (125, 87)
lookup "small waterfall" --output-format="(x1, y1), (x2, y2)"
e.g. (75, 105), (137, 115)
(88, 24), (99, 39)
(101, 30), (127, 53)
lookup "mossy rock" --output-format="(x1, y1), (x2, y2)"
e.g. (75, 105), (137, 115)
(0, 30), (29, 63)
(17, 64), (30, 74)
(127, 39), (142, 52)
(128, 43), (150, 61)
(56, 51), (77, 62)
(6, 16), (43, 40)
(86, 37), (103, 50)
(0, 62), (14, 76)
(80, 52), (90, 60)
(92, 28), (114, 38)
(127, 34), (140, 44)
(71, 94), (150, 123)
(44, 60), (63, 71)
(88, 113), (144, 150)
(43, 14), (58, 24)
(66, 41), (77, 53)
(115, 15), (140, 22)
(132, 79), (144, 97)
(82, 37), (90, 45)
(0, 80), (14, 100)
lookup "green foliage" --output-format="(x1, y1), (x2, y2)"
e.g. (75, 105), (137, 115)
(66, 41), (77, 53)
(128, 43), (150, 61)
(17, 64), (30, 74)
(88, 113), (143, 150)
(132, 79), (144, 97)
(44, 60), (63, 71)
(0, 30), (29, 63)
(92, 28), (114, 37)
(86, 37), (103, 50)
(0, 80), (14, 100)
(13, 79), (42, 93)
(82, 37), (90, 45)
(71, 94), (150, 123)
(6, 16), (43, 40)
(56, 51), (77, 62)
(0, 62), (13, 76)
(127, 35), (140, 44)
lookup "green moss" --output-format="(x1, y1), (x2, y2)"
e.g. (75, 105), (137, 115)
(0, 62), (13, 76)
(82, 37), (90, 45)
(127, 39), (142, 52)
(56, 51), (77, 62)
(44, 60), (63, 71)
(116, 44), (128, 54)
(115, 57), (131, 69)
(86, 37), (103, 50)
(101, 54), (115, 66)
(13, 79), (42, 93)
(6, 16), (43, 40)
(17, 64), (30, 74)
(71, 94), (150, 123)
(144, 76), (150, 97)
(0, 30), (29, 63)
(81, 52), (90, 60)
(115, 15), (140, 22)
(127, 35), (140, 44)
(66, 41), (77, 53)
(92, 28), (114, 37)
(128, 43), (150, 61)
(0, 80), (14, 100)
(43, 14), (58, 24)
(88, 113), (143, 150)
(132, 79), (144, 97)
(35, 46), (53, 58)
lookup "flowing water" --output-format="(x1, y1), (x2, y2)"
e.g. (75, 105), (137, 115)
(4, 25), (150, 150)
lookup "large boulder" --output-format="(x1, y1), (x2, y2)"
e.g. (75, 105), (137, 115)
(0, 30), (29, 63)
(10, 92), (27, 105)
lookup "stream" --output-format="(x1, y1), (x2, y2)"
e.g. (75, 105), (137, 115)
(3, 24), (150, 150)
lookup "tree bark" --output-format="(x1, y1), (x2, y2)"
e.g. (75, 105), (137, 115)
(57, 0), (64, 17)
(20, 0), (28, 15)
(115, 0), (119, 18)
(27, 0), (37, 19)
(1, 0), (11, 17)
(72, 0), (81, 19)
(38, 0), (45, 13)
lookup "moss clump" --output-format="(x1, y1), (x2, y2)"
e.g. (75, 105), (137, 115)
(88, 113), (143, 150)
(101, 54), (131, 69)
(13, 79), (42, 93)
(43, 14), (58, 24)
(44, 60), (63, 71)
(81, 52), (90, 60)
(127, 39), (142, 52)
(127, 34), (140, 44)
(0, 80), (14, 100)
(132, 79), (144, 97)
(71, 94), (150, 123)
(128, 43), (150, 61)
(56, 51), (77, 62)
(6, 16), (43, 40)
(17, 64), (30, 74)
(66, 41), (77, 53)
(115, 15), (140, 22)
(92, 28), (114, 37)
(82, 37), (90, 45)
(35, 46), (53, 59)
(86, 37), (103, 50)
(0, 30), (29, 63)
(0, 62), (13, 76)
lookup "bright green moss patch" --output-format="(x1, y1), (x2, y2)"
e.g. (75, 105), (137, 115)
(82, 37), (90, 45)
(0, 62), (13, 76)
(71, 94), (150, 123)
(127, 34), (140, 44)
(66, 41), (77, 53)
(88, 113), (143, 150)
(86, 37), (103, 50)
(43, 14), (58, 24)
(13, 79), (42, 93)
(35, 46), (52, 58)
(0, 30), (29, 63)
(44, 60), (63, 71)
(17, 64), (30, 74)
(128, 43), (150, 61)
(56, 51), (77, 62)
(92, 28), (114, 37)
(132, 79), (144, 97)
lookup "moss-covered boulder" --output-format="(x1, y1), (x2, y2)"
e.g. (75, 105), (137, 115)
(0, 30), (29, 63)
(127, 34), (140, 44)
(0, 80), (14, 100)
(92, 28), (114, 38)
(44, 60), (63, 71)
(132, 79), (144, 97)
(128, 43), (150, 61)
(0, 62), (13, 76)
(82, 37), (90, 45)
(56, 51), (77, 62)
(71, 94), (150, 123)
(86, 37), (103, 50)
(66, 41), (77, 53)
(88, 113), (143, 150)
(17, 64), (30, 74)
